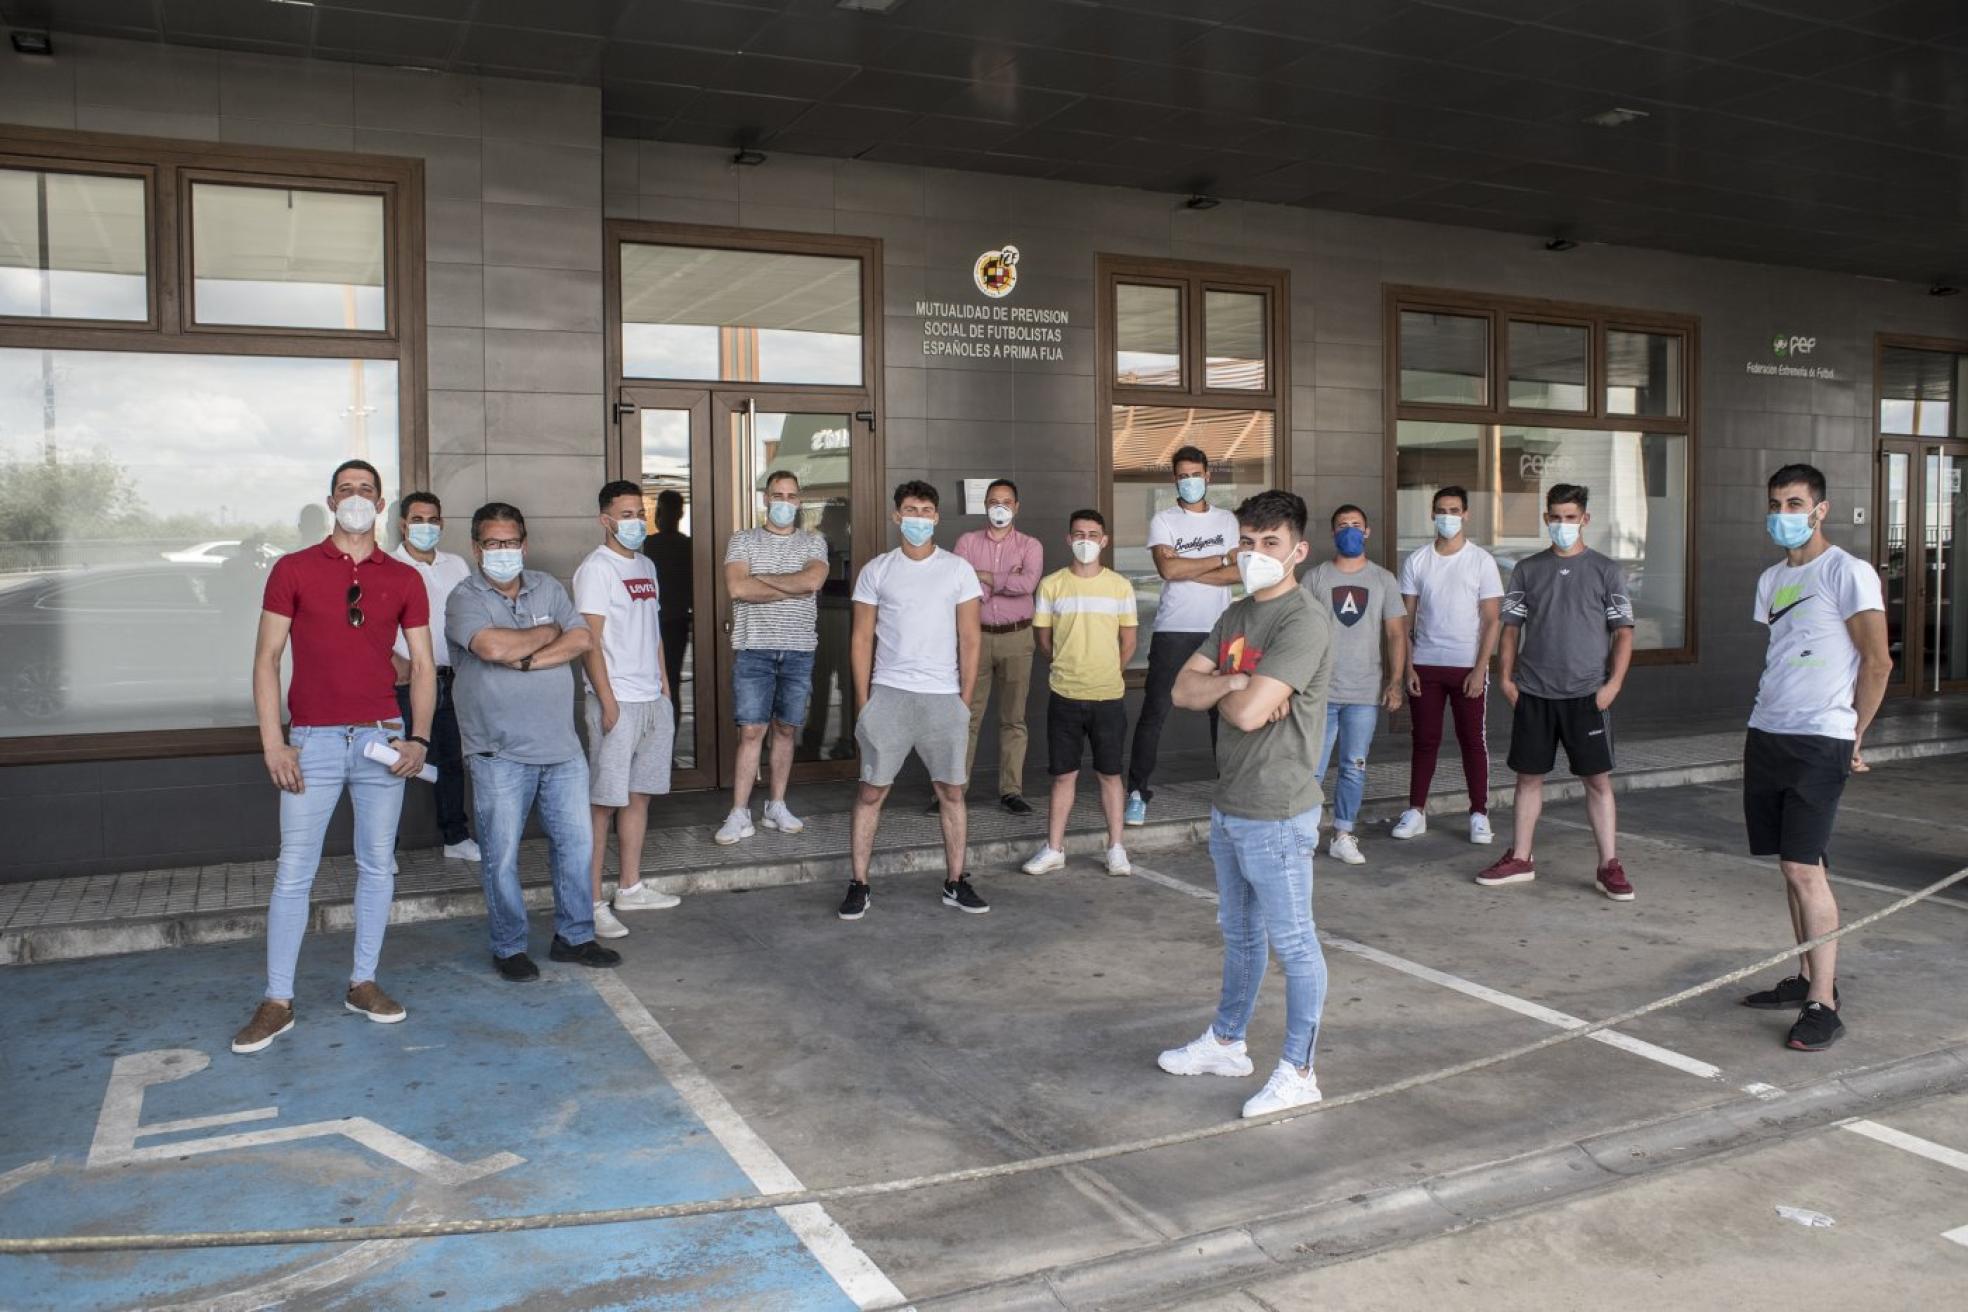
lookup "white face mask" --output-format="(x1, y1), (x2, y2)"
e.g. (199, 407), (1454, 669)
(987, 504), (1014, 528)
(1433, 513), (1463, 540)
(1071, 539), (1102, 565)
(1237, 549), (1288, 593)
(481, 548), (524, 583)
(335, 496), (379, 535)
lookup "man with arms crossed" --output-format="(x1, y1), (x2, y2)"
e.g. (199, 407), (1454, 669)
(1300, 504), (1406, 866)
(391, 491), (478, 862)
(1021, 509), (1137, 877)
(233, 459), (434, 1055)
(1126, 445), (1241, 827)
(1394, 485), (1503, 845)
(1477, 484), (1636, 899)
(447, 503), (620, 981)
(578, 480), (681, 938)
(841, 481), (987, 921)
(948, 477), (1043, 816)
(1158, 491), (1336, 1118)
(1740, 463), (1888, 1052)
(716, 470), (830, 845)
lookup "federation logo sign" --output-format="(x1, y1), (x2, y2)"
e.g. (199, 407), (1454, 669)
(973, 245), (1020, 298)
(1772, 334), (1816, 357)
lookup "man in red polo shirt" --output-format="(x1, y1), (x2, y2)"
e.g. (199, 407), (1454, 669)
(232, 459), (436, 1056)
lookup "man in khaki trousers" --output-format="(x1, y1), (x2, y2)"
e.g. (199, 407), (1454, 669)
(942, 478), (1042, 815)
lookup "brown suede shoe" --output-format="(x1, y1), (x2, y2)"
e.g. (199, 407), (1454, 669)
(345, 980), (406, 1024)
(231, 1000), (294, 1054)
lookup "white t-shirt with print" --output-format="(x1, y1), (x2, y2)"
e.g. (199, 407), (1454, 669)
(573, 543), (665, 701)
(1146, 502), (1240, 633)
(1749, 545), (1884, 740)
(1400, 541), (1505, 668)
(851, 547), (982, 695)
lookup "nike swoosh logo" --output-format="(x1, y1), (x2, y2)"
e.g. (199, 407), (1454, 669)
(1768, 595), (1813, 623)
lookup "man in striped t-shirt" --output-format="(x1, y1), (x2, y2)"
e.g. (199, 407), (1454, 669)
(716, 470), (832, 845)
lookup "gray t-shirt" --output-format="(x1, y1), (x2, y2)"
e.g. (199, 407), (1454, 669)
(446, 569), (589, 765)
(1203, 587), (1335, 821)
(1501, 547), (1634, 699)
(1301, 559), (1400, 705)
(725, 526), (829, 651)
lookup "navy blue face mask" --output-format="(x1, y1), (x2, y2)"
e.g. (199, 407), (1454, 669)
(1333, 525), (1367, 558)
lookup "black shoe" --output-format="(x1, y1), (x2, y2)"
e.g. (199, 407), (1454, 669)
(1786, 1000), (1844, 1051)
(549, 936), (621, 968)
(839, 880), (870, 921)
(923, 797), (941, 814)
(1001, 794), (1033, 816)
(942, 874), (990, 914)
(1743, 975), (1839, 1010)
(493, 952), (539, 982)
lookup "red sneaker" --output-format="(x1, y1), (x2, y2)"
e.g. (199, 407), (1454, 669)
(1596, 859), (1635, 901)
(1475, 849), (1536, 887)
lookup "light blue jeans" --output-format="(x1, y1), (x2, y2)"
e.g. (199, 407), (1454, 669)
(1315, 703), (1380, 832)
(266, 725), (406, 1001)
(469, 753), (596, 959)
(1208, 806), (1328, 1071)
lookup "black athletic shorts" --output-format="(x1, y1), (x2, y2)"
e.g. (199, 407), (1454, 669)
(1047, 692), (1127, 777)
(1743, 727), (1852, 865)
(1506, 692), (1615, 777)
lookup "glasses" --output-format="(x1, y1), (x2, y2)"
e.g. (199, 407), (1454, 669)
(346, 583), (364, 628)
(478, 538), (524, 551)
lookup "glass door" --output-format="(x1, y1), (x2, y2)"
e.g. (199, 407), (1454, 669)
(1878, 440), (1916, 696)
(1921, 443), (1967, 693)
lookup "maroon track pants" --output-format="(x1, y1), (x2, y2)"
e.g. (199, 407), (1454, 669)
(1407, 663), (1489, 814)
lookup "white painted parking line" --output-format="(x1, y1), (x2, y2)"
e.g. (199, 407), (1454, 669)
(586, 973), (909, 1312)
(1842, 1119), (1968, 1172)
(1129, 864), (1727, 1083)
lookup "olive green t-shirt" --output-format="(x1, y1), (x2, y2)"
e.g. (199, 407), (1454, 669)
(1203, 586), (1335, 820)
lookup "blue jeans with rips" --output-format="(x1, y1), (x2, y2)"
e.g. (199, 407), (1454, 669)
(1315, 702), (1380, 832)
(1207, 805), (1328, 1071)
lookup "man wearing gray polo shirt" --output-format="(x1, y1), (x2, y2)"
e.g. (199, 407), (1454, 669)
(446, 501), (622, 982)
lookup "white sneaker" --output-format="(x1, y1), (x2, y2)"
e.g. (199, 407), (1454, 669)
(1242, 1060), (1323, 1118)
(1329, 831), (1365, 865)
(614, 881), (681, 910)
(1391, 808), (1427, 839)
(760, 800), (804, 834)
(1022, 844), (1066, 875)
(592, 900), (629, 939)
(443, 838), (481, 862)
(1105, 844), (1132, 877)
(1469, 812), (1494, 845)
(1157, 1028), (1255, 1077)
(714, 809), (754, 846)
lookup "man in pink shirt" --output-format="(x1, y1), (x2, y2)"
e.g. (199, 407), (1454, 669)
(948, 478), (1044, 815)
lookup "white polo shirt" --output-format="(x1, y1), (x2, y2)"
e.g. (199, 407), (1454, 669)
(390, 545), (471, 668)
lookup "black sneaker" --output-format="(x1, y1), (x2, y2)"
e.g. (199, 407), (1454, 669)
(923, 797), (941, 814)
(493, 952), (540, 982)
(548, 936), (621, 968)
(1743, 975), (1839, 1010)
(1786, 1001), (1844, 1051)
(942, 875), (990, 914)
(1001, 794), (1033, 816)
(839, 881), (870, 920)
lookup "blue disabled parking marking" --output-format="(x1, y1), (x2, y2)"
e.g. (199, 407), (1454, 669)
(0, 920), (865, 1311)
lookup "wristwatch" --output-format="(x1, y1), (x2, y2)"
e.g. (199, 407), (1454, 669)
(404, 734), (431, 749)
(519, 655), (533, 672)
(1221, 552), (1234, 569)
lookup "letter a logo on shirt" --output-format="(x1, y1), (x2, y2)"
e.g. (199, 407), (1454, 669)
(1331, 585), (1367, 628)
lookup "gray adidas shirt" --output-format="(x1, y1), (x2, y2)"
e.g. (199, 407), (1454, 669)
(1500, 547), (1634, 699)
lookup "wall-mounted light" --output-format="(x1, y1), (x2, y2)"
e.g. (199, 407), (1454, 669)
(10, 31), (53, 55)
(1931, 284), (1961, 297)
(732, 149), (767, 167)
(1545, 236), (1578, 252)
(1583, 106), (1649, 128)
(1185, 194), (1220, 210)
(838, 0), (908, 11)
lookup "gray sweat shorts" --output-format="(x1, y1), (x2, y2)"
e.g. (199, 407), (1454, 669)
(855, 685), (968, 787)
(584, 695), (674, 806)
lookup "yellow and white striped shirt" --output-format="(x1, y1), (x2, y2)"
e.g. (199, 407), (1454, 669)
(1034, 567), (1138, 701)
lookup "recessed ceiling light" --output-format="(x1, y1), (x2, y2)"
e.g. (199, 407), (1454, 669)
(1932, 284), (1962, 297)
(267, 0), (316, 8)
(1583, 106), (1649, 128)
(733, 149), (767, 167)
(10, 30), (53, 55)
(1185, 194), (1220, 210)
(1545, 236), (1578, 252)
(837, 0), (908, 12)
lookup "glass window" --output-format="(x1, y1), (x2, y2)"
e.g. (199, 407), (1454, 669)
(1507, 319), (1588, 411)
(1878, 344), (1964, 437)
(1399, 310), (1488, 405)
(0, 348), (400, 736)
(0, 168), (147, 321)
(191, 183), (386, 331)
(1395, 420), (1484, 549)
(1605, 329), (1683, 417)
(1115, 283), (1182, 386)
(620, 244), (861, 385)
(1205, 290), (1266, 390)
(1111, 404), (1274, 665)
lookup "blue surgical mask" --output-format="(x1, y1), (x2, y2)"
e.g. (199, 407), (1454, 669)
(481, 548), (524, 583)
(1176, 475), (1207, 505)
(1433, 514), (1463, 540)
(613, 518), (647, 550)
(899, 516), (935, 547)
(405, 523), (442, 552)
(1333, 525), (1366, 558)
(1767, 511), (1815, 549)
(1547, 522), (1581, 550)
(767, 499), (799, 529)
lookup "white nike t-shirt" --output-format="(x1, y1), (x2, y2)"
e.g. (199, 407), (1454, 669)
(1748, 545), (1884, 740)
(851, 546), (983, 695)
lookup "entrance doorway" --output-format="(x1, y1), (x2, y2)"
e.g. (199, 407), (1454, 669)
(1878, 438), (1967, 697)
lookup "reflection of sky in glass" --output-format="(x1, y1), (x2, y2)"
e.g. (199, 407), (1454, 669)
(0, 168), (147, 320)
(622, 323), (859, 384)
(0, 268), (147, 320)
(194, 279), (385, 330)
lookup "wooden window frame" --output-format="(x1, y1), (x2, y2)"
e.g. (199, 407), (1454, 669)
(1383, 285), (1699, 667)
(0, 126), (426, 767)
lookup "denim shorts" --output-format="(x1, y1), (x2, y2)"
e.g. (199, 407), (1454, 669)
(732, 647), (816, 727)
